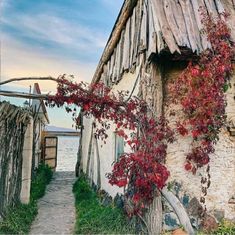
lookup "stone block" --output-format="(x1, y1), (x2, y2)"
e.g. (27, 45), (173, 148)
(114, 193), (124, 208)
(164, 212), (180, 231)
(201, 214), (218, 233)
(187, 197), (203, 218)
(213, 210), (225, 222)
(102, 194), (113, 207)
(182, 194), (190, 208)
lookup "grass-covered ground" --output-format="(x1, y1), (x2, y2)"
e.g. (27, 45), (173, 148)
(198, 220), (235, 235)
(0, 164), (53, 234)
(73, 175), (135, 234)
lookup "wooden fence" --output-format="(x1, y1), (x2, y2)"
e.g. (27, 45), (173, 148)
(0, 102), (31, 216)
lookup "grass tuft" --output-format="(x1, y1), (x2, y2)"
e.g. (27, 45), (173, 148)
(0, 164), (53, 234)
(214, 220), (235, 235)
(73, 174), (135, 234)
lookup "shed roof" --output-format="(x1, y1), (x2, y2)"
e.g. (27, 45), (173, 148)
(92, 0), (235, 83)
(32, 83), (49, 124)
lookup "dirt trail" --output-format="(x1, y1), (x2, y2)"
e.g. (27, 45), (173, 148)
(30, 171), (76, 235)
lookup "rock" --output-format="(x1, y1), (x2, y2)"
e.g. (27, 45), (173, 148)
(173, 181), (182, 198)
(187, 197), (203, 218)
(182, 194), (190, 208)
(201, 214), (218, 233)
(114, 194), (124, 208)
(102, 195), (113, 207)
(228, 197), (235, 204)
(213, 210), (225, 222)
(190, 217), (199, 230)
(172, 228), (188, 235)
(97, 189), (107, 201)
(164, 212), (180, 231)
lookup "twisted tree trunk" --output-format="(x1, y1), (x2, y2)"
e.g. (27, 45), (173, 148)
(145, 195), (163, 235)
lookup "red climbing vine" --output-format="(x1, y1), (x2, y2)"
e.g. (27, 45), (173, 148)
(47, 11), (234, 215)
(47, 76), (174, 215)
(169, 11), (235, 173)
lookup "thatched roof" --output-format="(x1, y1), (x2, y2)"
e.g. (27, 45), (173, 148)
(93, 0), (235, 84)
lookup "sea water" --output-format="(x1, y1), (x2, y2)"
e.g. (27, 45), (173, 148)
(56, 136), (80, 172)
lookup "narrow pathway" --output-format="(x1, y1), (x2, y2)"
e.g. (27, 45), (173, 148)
(30, 171), (76, 235)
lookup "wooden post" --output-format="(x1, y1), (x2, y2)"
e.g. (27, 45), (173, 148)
(20, 117), (33, 204)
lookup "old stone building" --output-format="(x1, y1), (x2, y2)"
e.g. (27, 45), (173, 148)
(81, 0), (235, 233)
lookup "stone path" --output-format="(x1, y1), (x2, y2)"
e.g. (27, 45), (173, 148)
(30, 171), (76, 235)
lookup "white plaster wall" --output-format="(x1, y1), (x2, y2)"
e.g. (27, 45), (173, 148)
(82, 67), (140, 197)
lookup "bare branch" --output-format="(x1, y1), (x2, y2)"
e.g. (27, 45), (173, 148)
(0, 90), (49, 100)
(0, 76), (58, 86)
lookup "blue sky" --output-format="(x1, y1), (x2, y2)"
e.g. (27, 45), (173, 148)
(0, 0), (123, 127)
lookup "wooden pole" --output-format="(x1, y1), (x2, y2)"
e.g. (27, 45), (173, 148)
(0, 90), (48, 99)
(0, 76), (57, 86)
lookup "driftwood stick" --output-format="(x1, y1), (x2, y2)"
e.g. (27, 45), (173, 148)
(161, 187), (195, 235)
(0, 76), (58, 86)
(0, 90), (49, 100)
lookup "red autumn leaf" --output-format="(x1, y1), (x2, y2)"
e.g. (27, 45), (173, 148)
(116, 179), (127, 188)
(191, 67), (200, 77)
(185, 162), (192, 171)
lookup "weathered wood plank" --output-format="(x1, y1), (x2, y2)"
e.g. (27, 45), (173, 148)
(109, 53), (114, 80)
(117, 30), (125, 81)
(111, 49), (117, 83)
(114, 42), (120, 82)
(179, 0), (199, 52)
(132, 0), (142, 65)
(204, 0), (218, 17)
(164, 0), (185, 46)
(130, 8), (136, 68)
(190, 0), (210, 51)
(101, 64), (108, 86)
(151, 0), (180, 54)
(122, 18), (131, 71)
(170, 0), (191, 48)
(214, 0), (225, 14)
(139, 0), (148, 52)
(187, 0), (203, 52)
(147, 0), (157, 58)
(221, 0), (235, 41)
(148, 0), (165, 54)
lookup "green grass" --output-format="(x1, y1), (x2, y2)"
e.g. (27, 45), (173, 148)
(0, 164), (53, 234)
(212, 220), (235, 235)
(196, 220), (235, 235)
(73, 175), (135, 234)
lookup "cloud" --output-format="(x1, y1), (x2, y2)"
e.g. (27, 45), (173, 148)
(2, 12), (107, 54)
(1, 33), (96, 92)
(0, 0), (124, 128)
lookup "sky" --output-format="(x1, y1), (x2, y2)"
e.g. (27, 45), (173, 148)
(0, 0), (123, 128)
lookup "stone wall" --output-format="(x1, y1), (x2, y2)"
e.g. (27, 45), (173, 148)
(81, 61), (235, 231)
(164, 64), (235, 222)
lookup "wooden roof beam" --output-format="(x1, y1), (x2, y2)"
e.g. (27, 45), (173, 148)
(92, 0), (138, 84)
